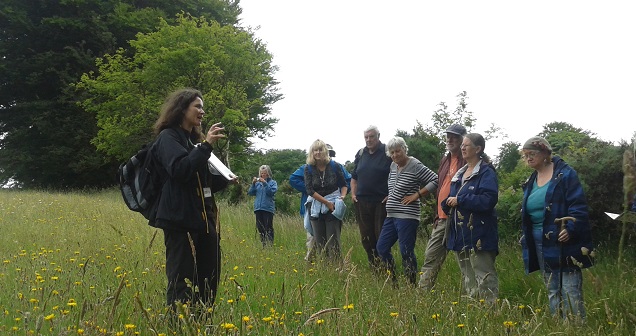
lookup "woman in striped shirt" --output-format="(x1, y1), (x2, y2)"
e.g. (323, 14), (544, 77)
(376, 137), (438, 285)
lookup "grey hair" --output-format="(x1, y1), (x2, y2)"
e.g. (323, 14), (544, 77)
(364, 125), (380, 135)
(465, 133), (492, 164)
(259, 165), (273, 178)
(385, 136), (408, 156)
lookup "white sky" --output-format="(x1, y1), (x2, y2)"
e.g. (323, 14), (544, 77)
(239, 1), (635, 163)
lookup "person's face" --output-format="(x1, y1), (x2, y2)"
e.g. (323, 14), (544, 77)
(460, 138), (480, 160)
(446, 133), (463, 154)
(259, 169), (269, 179)
(313, 147), (325, 161)
(522, 149), (549, 170)
(364, 130), (380, 150)
(389, 146), (408, 166)
(181, 97), (204, 130)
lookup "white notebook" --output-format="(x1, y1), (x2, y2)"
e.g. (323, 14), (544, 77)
(208, 153), (236, 180)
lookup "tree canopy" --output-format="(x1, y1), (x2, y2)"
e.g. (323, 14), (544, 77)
(75, 14), (281, 162)
(0, 0), (243, 188)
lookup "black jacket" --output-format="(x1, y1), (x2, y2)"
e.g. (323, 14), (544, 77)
(150, 127), (228, 232)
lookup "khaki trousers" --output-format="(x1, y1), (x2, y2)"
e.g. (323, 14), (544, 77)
(418, 218), (449, 289)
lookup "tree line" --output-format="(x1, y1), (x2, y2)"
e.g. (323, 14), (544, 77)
(239, 93), (633, 249)
(1, 1), (633, 248)
(0, 0), (278, 188)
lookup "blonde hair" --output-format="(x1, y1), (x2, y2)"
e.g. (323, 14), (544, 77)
(306, 139), (331, 165)
(259, 165), (272, 178)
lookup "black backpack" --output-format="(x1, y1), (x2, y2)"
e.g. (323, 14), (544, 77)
(117, 142), (165, 220)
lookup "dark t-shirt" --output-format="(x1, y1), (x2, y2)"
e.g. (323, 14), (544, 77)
(352, 143), (392, 203)
(304, 160), (346, 197)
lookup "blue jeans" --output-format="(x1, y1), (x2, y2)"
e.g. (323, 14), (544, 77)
(376, 217), (419, 284)
(532, 228), (585, 318)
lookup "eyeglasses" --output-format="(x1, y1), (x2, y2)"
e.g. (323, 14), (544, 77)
(521, 151), (539, 160)
(460, 144), (473, 149)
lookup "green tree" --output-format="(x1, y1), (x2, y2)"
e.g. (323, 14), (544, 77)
(75, 14), (281, 165)
(396, 121), (445, 170)
(540, 121), (593, 154)
(0, 0), (240, 188)
(422, 91), (476, 139)
(496, 141), (522, 174)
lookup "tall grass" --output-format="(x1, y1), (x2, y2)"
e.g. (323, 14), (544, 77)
(0, 189), (635, 335)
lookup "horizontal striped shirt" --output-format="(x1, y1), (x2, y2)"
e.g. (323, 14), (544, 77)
(386, 157), (438, 220)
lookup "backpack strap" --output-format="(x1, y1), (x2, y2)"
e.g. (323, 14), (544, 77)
(329, 159), (337, 171)
(354, 147), (365, 164)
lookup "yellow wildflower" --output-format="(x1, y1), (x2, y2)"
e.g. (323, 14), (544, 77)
(221, 323), (236, 330)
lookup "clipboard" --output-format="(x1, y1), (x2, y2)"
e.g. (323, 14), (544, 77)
(208, 152), (236, 180)
(605, 211), (636, 223)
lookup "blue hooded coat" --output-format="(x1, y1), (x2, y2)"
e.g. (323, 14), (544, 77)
(443, 161), (499, 253)
(521, 155), (594, 273)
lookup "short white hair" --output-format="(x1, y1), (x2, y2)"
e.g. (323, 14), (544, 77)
(259, 165), (273, 178)
(386, 137), (408, 155)
(364, 125), (379, 135)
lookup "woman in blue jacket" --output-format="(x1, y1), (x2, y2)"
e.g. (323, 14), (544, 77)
(520, 136), (594, 319)
(443, 133), (499, 303)
(248, 165), (278, 246)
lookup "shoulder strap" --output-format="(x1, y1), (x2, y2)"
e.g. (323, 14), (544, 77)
(353, 147), (364, 165)
(357, 147), (364, 158)
(329, 159), (337, 170)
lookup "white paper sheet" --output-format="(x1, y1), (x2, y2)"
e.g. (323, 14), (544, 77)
(605, 212), (620, 220)
(605, 211), (636, 223)
(208, 153), (236, 180)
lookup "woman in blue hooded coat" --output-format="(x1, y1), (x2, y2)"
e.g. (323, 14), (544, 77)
(520, 136), (594, 319)
(443, 133), (499, 303)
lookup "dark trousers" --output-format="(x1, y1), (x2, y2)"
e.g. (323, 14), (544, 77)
(163, 228), (221, 307)
(354, 199), (387, 266)
(255, 210), (274, 246)
(310, 213), (342, 260)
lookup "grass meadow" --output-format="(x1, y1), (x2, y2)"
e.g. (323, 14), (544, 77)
(1, 189), (635, 335)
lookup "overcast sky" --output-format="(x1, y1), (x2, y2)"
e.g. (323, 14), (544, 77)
(238, 1), (635, 163)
